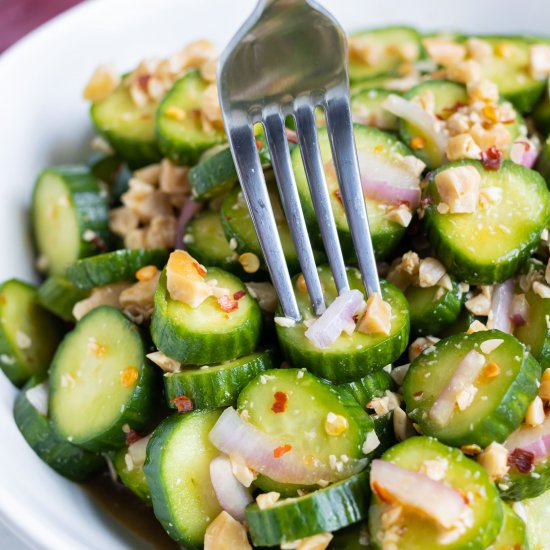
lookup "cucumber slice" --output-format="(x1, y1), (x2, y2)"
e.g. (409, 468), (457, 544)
(144, 409), (222, 549)
(466, 36), (545, 113)
(329, 524), (370, 549)
(514, 288), (550, 370)
(340, 370), (395, 408)
(276, 266), (410, 383)
(14, 376), (105, 481)
(348, 26), (422, 82)
(32, 166), (110, 275)
(403, 330), (541, 447)
(368, 436), (503, 550)
(66, 248), (168, 289)
(151, 267), (262, 364)
(350, 88), (399, 131)
(535, 134), (550, 183)
(164, 351), (274, 410)
(372, 412), (397, 456)
(491, 503), (528, 550)
(90, 81), (160, 167)
(406, 279), (463, 337)
(237, 368), (376, 488)
(291, 125), (415, 261)
(37, 276), (90, 322)
(533, 94), (550, 136)
(156, 71), (225, 165)
(513, 489), (550, 550)
(439, 309), (476, 338)
(0, 280), (64, 387)
(424, 160), (550, 284)
(498, 457), (550, 502)
(88, 151), (122, 187)
(183, 210), (246, 277)
(401, 80), (468, 169)
(49, 306), (156, 451)
(220, 185), (315, 274)
(113, 442), (151, 504)
(188, 139), (271, 202)
(246, 471), (370, 547)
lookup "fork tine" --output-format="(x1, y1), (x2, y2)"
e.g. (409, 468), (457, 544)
(294, 100), (349, 296)
(226, 121), (301, 320)
(262, 106), (325, 315)
(323, 90), (381, 296)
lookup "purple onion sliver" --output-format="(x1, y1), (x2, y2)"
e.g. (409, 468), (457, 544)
(174, 198), (203, 249)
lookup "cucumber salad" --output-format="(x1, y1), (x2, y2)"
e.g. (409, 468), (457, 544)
(7, 27), (550, 550)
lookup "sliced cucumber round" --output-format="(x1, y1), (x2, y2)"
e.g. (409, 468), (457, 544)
(406, 279), (463, 337)
(14, 376), (105, 481)
(533, 95), (550, 136)
(144, 409), (222, 549)
(348, 26), (422, 82)
(32, 166), (110, 276)
(350, 88), (399, 131)
(91, 80), (161, 167)
(368, 436), (503, 550)
(0, 280), (64, 387)
(403, 330), (541, 447)
(276, 266), (410, 383)
(513, 488), (550, 550)
(37, 276), (90, 322)
(66, 248), (168, 289)
(328, 523), (370, 549)
(113, 440), (151, 504)
(490, 503), (527, 550)
(151, 267), (262, 364)
(340, 370), (395, 409)
(424, 160), (550, 284)
(156, 71), (225, 165)
(49, 306), (156, 451)
(237, 368), (375, 490)
(164, 351), (274, 410)
(247, 471), (370, 547)
(536, 134), (550, 183)
(291, 125), (418, 261)
(372, 411), (397, 457)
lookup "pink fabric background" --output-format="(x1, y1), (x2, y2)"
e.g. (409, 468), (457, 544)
(0, 0), (82, 53)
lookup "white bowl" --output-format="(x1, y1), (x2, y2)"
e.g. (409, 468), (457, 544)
(0, 0), (548, 547)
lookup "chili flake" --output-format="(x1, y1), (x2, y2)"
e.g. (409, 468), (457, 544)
(273, 444), (292, 458)
(333, 189), (343, 206)
(481, 146), (503, 171)
(125, 429), (142, 446)
(410, 136), (426, 150)
(218, 295), (239, 312)
(120, 367), (138, 388)
(171, 395), (194, 413)
(233, 290), (247, 301)
(272, 391), (288, 413)
(508, 448), (535, 473)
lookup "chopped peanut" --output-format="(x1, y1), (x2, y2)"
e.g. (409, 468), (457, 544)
(109, 207), (139, 237)
(387, 251), (419, 290)
(124, 228), (147, 249)
(204, 511), (251, 550)
(525, 396), (545, 427)
(200, 58), (218, 82)
(447, 59), (482, 83)
(533, 281), (550, 299)
(470, 122), (511, 153)
(540, 369), (550, 401)
(159, 158), (189, 194)
(465, 291), (492, 317)
(445, 133), (482, 161)
(73, 282), (129, 320)
(419, 457), (448, 481)
(119, 269), (160, 323)
(466, 38), (493, 62)
(356, 293), (392, 335)
(325, 413), (349, 436)
(145, 215), (177, 249)
(393, 407), (415, 441)
(530, 44), (550, 78)
(467, 320), (488, 333)
(456, 384), (478, 411)
(256, 492), (280, 510)
(166, 250), (213, 308)
(479, 186), (503, 208)
(423, 37), (466, 66)
(467, 79), (499, 103)
(479, 338), (504, 355)
(136, 265), (159, 282)
(413, 90), (436, 115)
(229, 452), (257, 487)
(478, 442), (509, 479)
(349, 37), (384, 65)
(408, 335), (440, 361)
(201, 83), (223, 131)
(418, 257), (446, 288)
(133, 164), (161, 185)
(435, 165), (481, 214)
(280, 533), (333, 550)
(385, 204), (413, 227)
(239, 252), (261, 274)
(83, 65), (120, 102)
(146, 351), (181, 373)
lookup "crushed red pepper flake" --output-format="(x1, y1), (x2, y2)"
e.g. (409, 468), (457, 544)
(91, 235), (108, 253)
(217, 295), (239, 312)
(171, 395), (194, 413)
(137, 74), (151, 89)
(192, 262), (207, 277)
(508, 448), (535, 473)
(125, 429), (142, 446)
(273, 444), (292, 458)
(333, 189), (343, 206)
(271, 391), (288, 413)
(256, 139), (264, 150)
(233, 290), (247, 301)
(480, 146), (503, 171)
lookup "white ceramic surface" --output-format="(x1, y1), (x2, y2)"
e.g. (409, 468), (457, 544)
(1, 0), (549, 547)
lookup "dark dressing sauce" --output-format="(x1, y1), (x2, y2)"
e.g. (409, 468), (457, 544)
(82, 473), (179, 550)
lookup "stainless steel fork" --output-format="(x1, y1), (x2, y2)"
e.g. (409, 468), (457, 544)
(218, 0), (381, 320)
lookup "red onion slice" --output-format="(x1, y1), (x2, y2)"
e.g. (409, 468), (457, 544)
(362, 178), (422, 208)
(305, 289), (364, 349)
(489, 279), (514, 334)
(210, 454), (252, 522)
(429, 350), (486, 426)
(370, 460), (468, 529)
(174, 198), (203, 249)
(510, 293), (529, 327)
(504, 414), (550, 462)
(382, 94), (448, 155)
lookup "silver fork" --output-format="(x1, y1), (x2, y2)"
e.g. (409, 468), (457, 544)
(218, 0), (380, 320)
